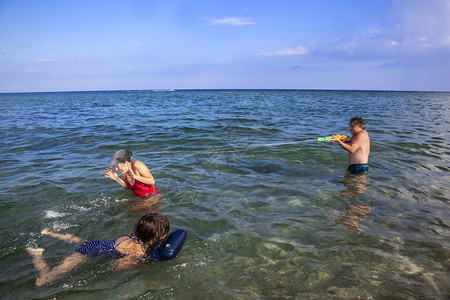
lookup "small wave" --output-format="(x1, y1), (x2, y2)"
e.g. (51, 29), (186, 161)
(69, 204), (89, 212)
(114, 198), (129, 203)
(52, 221), (75, 231)
(44, 210), (66, 219)
(89, 197), (112, 207)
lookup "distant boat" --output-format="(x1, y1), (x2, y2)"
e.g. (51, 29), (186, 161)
(152, 89), (176, 92)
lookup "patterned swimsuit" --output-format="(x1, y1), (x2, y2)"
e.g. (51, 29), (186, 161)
(77, 239), (124, 258)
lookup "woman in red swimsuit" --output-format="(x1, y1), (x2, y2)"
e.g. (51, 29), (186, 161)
(104, 150), (159, 197)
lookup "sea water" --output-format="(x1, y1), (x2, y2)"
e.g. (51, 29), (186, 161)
(0, 90), (449, 299)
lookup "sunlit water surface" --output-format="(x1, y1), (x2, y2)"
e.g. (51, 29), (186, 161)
(0, 90), (449, 299)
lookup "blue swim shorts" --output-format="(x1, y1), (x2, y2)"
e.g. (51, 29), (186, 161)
(347, 164), (369, 174)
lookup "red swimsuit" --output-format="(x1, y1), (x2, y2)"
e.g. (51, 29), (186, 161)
(125, 173), (158, 197)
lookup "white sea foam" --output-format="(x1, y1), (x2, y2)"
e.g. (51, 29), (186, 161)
(114, 198), (129, 203)
(44, 210), (66, 219)
(52, 221), (75, 231)
(89, 197), (109, 207)
(69, 205), (88, 212)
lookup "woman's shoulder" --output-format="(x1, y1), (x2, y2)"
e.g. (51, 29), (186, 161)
(132, 160), (147, 168)
(115, 236), (146, 256)
(131, 160), (151, 173)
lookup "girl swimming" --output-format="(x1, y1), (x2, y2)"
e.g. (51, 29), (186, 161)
(27, 213), (170, 286)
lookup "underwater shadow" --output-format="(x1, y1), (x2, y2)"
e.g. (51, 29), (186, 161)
(335, 172), (372, 232)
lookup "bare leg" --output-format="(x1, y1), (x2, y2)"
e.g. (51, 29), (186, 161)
(335, 204), (371, 232)
(347, 204), (371, 215)
(26, 247), (86, 286)
(41, 228), (83, 244)
(26, 248), (49, 274)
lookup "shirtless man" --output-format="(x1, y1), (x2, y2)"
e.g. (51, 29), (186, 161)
(331, 116), (370, 174)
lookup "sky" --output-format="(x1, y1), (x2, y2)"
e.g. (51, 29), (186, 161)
(0, 0), (449, 92)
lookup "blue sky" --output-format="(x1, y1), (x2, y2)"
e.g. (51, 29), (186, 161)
(1, 0), (449, 92)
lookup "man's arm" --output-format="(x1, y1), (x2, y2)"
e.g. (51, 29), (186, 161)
(332, 133), (363, 153)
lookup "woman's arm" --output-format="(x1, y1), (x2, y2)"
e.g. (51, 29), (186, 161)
(113, 236), (147, 271)
(104, 168), (127, 188)
(129, 161), (155, 185)
(113, 244), (145, 271)
(113, 255), (141, 271)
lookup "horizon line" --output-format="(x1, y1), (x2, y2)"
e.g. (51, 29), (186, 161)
(1, 88), (449, 94)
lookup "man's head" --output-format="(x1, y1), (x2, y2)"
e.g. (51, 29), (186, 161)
(350, 116), (366, 131)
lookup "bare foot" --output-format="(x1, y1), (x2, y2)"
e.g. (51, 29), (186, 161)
(35, 276), (52, 287)
(26, 247), (44, 256)
(35, 278), (46, 287)
(41, 228), (51, 235)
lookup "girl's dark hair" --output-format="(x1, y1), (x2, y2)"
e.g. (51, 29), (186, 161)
(134, 213), (169, 251)
(350, 116), (366, 130)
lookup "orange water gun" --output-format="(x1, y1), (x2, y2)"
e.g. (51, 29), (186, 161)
(317, 135), (347, 142)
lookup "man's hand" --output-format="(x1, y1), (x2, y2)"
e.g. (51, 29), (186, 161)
(331, 135), (341, 143)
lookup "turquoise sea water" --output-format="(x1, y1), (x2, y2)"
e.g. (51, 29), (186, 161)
(0, 90), (449, 299)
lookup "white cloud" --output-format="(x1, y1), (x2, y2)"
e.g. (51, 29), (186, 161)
(442, 36), (450, 45)
(388, 0), (450, 49)
(257, 46), (309, 57)
(208, 17), (255, 26)
(313, 0), (450, 60)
